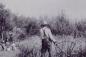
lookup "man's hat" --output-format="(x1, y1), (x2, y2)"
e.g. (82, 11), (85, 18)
(41, 20), (49, 27)
(43, 20), (48, 25)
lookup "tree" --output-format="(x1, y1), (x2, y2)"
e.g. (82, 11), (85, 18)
(0, 3), (10, 42)
(49, 12), (73, 35)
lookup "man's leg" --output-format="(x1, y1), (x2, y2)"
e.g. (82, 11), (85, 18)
(41, 48), (46, 57)
(47, 43), (52, 57)
(48, 48), (52, 57)
(41, 39), (47, 57)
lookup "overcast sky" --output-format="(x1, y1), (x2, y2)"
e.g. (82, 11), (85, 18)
(0, 0), (86, 21)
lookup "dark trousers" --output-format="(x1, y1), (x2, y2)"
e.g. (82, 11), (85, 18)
(41, 39), (52, 57)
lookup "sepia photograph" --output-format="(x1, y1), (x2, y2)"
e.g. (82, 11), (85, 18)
(0, 0), (86, 57)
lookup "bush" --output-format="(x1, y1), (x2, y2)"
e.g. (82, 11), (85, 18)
(17, 36), (41, 57)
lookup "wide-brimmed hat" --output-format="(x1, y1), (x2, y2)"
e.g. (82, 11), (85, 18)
(43, 21), (48, 25)
(41, 20), (49, 27)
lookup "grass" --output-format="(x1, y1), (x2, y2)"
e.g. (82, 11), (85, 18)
(0, 35), (86, 57)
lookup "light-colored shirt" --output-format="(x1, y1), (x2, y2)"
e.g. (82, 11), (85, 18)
(40, 27), (56, 42)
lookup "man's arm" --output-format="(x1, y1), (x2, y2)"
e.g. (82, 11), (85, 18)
(47, 28), (56, 43)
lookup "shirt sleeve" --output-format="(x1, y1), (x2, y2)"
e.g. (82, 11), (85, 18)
(47, 28), (56, 42)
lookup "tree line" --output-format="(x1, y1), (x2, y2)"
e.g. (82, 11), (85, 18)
(0, 3), (86, 41)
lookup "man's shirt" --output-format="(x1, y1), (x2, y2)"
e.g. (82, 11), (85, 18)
(40, 27), (56, 42)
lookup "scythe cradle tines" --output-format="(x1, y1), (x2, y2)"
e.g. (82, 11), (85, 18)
(55, 41), (76, 56)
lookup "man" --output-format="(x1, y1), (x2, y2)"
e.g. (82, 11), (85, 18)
(40, 21), (56, 57)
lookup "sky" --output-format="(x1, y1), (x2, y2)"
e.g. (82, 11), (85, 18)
(0, 0), (86, 22)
